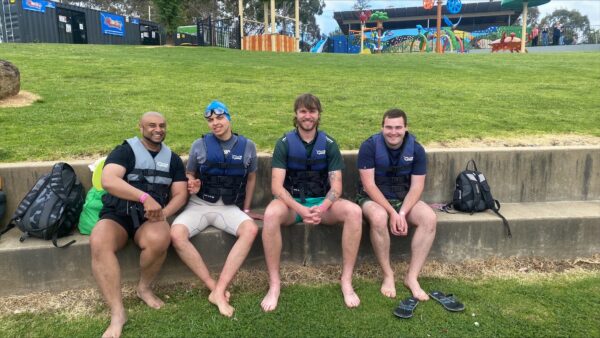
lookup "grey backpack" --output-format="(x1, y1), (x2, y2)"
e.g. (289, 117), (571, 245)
(1, 163), (85, 247)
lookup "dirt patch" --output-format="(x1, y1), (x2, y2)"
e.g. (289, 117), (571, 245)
(0, 91), (41, 108)
(425, 134), (600, 148)
(1, 255), (598, 317)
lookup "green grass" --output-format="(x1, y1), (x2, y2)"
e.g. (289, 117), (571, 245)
(0, 44), (599, 162)
(1, 273), (598, 337)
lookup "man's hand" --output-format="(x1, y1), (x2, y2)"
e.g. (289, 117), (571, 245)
(143, 195), (165, 221)
(300, 206), (321, 225)
(188, 178), (201, 195)
(389, 211), (408, 237)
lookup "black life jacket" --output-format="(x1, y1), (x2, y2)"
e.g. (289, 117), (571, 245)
(284, 130), (329, 201)
(197, 133), (248, 208)
(360, 132), (416, 200)
(102, 137), (173, 227)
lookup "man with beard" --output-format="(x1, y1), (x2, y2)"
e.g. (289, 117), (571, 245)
(90, 112), (188, 338)
(356, 109), (436, 301)
(261, 93), (363, 312)
(170, 100), (260, 318)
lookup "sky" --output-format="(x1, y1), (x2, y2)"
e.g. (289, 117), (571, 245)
(315, 0), (600, 34)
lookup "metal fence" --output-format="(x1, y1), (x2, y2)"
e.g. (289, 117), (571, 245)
(196, 16), (240, 49)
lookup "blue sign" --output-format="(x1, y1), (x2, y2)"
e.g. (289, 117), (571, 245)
(100, 12), (125, 36)
(131, 18), (140, 25)
(22, 0), (55, 13)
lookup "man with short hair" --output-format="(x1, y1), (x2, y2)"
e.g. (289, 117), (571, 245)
(90, 112), (188, 338)
(170, 100), (260, 318)
(261, 93), (363, 312)
(356, 109), (436, 301)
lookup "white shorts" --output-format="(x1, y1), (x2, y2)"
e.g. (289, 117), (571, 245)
(172, 195), (251, 237)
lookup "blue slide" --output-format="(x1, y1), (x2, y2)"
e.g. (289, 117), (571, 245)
(310, 38), (327, 53)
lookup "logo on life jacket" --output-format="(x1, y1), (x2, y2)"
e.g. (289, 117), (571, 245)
(156, 161), (169, 168)
(403, 156), (414, 162)
(232, 155), (243, 160)
(316, 150), (326, 155)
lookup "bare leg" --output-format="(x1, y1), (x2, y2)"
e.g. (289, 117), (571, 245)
(403, 201), (436, 301)
(90, 220), (129, 338)
(261, 199), (296, 312)
(208, 220), (259, 317)
(322, 199), (362, 308)
(171, 224), (223, 295)
(134, 220), (171, 309)
(362, 201), (396, 298)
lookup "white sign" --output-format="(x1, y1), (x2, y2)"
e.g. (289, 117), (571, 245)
(65, 24), (72, 33)
(59, 15), (67, 23)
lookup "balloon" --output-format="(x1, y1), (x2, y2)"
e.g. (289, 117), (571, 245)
(447, 0), (462, 14)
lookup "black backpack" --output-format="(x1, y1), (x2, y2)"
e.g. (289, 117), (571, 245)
(1, 162), (85, 248)
(446, 159), (512, 238)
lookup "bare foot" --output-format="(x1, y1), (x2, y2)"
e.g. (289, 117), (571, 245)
(136, 286), (164, 309)
(403, 278), (429, 301)
(341, 281), (361, 308)
(102, 309), (127, 338)
(380, 275), (396, 298)
(208, 291), (235, 317)
(261, 286), (280, 312)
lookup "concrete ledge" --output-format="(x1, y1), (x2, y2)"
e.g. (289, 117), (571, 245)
(1, 200), (598, 296)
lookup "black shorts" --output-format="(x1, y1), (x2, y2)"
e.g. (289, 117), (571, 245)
(99, 211), (141, 239)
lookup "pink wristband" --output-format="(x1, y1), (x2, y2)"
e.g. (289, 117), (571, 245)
(139, 192), (149, 203)
(319, 205), (328, 213)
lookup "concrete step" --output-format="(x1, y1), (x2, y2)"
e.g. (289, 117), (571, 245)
(0, 201), (599, 296)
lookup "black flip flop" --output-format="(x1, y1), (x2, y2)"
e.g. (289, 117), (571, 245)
(429, 291), (465, 312)
(393, 297), (419, 319)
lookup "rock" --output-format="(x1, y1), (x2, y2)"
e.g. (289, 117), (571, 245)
(0, 60), (20, 100)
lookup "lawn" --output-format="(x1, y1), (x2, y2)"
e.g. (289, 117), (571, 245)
(1, 271), (598, 337)
(0, 44), (599, 162)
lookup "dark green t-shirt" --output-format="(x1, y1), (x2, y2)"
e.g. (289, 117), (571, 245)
(271, 129), (345, 172)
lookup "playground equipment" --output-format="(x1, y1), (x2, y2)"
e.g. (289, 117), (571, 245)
(490, 32), (525, 53)
(500, 0), (550, 53)
(348, 10), (389, 54)
(238, 0), (300, 52)
(422, 0), (463, 53)
(310, 37), (327, 53)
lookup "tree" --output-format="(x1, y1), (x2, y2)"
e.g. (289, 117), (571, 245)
(152, 0), (183, 44)
(515, 6), (540, 27)
(540, 9), (590, 44)
(353, 0), (371, 11)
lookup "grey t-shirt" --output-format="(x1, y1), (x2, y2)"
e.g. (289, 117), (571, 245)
(187, 134), (258, 174)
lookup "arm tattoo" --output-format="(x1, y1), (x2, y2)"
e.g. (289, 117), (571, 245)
(328, 171), (340, 184)
(274, 190), (292, 200)
(326, 189), (339, 202)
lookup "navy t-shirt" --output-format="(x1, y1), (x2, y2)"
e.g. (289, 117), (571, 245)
(357, 133), (427, 175)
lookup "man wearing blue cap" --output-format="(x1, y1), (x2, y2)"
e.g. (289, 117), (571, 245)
(170, 100), (260, 318)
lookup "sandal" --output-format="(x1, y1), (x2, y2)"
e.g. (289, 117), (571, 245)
(393, 297), (419, 319)
(429, 291), (465, 312)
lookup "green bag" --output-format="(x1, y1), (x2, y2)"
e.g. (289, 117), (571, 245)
(78, 187), (106, 235)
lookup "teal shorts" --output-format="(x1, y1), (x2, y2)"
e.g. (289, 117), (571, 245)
(294, 197), (325, 223)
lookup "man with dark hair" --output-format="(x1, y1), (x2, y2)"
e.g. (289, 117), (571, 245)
(356, 108), (436, 301)
(261, 93), (363, 312)
(170, 100), (260, 318)
(90, 112), (188, 338)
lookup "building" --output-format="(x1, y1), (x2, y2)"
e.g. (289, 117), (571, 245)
(0, 0), (163, 45)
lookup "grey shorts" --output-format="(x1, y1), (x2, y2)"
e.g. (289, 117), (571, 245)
(172, 195), (251, 237)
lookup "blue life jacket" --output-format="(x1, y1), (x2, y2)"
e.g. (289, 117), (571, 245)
(284, 130), (329, 201)
(361, 132), (416, 200)
(102, 137), (173, 227)
(197, 133), (248, 207)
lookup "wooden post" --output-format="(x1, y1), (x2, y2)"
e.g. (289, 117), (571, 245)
(263, 1), (269, 51)
(436, 0), (442, 53)
(295, 0), (300, 52)
(238, 0), (244, 50)
(270, 0), (276, 52)
(521, 1), (528, 53)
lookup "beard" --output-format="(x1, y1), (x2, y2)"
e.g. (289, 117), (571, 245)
(143, 133), (164, 146)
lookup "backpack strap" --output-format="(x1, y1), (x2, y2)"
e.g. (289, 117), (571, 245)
(474, 175), (512, 238)
(466, 173), (481, 214)
(52, 232), (76, 248)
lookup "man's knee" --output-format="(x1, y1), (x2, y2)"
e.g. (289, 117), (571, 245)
(170, 224), (190, 249)
(90, 221), (126, 256)
(367, 211), (388, 233)
(263, 201), (287, 228)
(137, 222), (170, 252)
(238, 220), (259, 239)
(342, 201), (362, 226)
